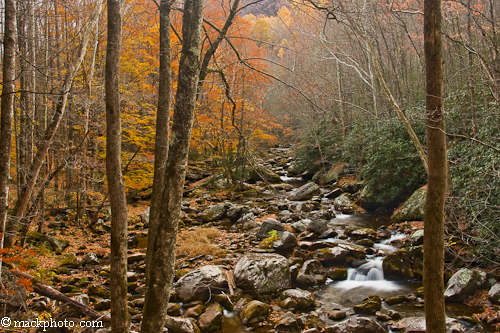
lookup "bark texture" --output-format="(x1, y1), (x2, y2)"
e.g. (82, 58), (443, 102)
(423, 0), (447, 332)
(141, 0), (204, 331)
(105, 0), (129, 332)
(145, 0), (173, 284)
(0, 0), (17, 256)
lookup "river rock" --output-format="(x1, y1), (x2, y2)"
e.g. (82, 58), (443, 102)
(174, 265), (228, 302)
(405, 229), (424, 247)
(392, 187), (426, 222)
(391, 317), (464, 333)
(256, 218), (284, 240)
(272, 231), (297, 251)
(296, 259), (327, 287)
(280, 289), (315, 309)
(234, 253), (291, 298)
(325, 188), (343, 199)
(275, 315), (300, 332)
(288, 182), (321, 201)
(315, 244), (365, 266)
(306, 219), (329, 235)
(164, 317), (200, 333)
(202, 204), (227, 223)
(238, 213), (258, 231)
(354, 296), (381, 315)
(350, 228), (377, 240)
(444, 268), (486, 302)
(325, 317), (387, 333)
(382, 248), (414, 280)
(198, 302), (223, 332)
(333, 194), (357, 213)
(249, 166), (282, 183)
(488, 283), (500, 304)
(239, 300), (270, 324)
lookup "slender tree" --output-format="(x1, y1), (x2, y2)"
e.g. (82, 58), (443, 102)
(423, 0), (447, 332)
(141, 0), (204, 331)
(106, 0), (130, 331)
(0, 0), (17, 270)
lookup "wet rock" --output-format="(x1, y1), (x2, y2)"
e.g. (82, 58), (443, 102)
(273, 231), (298, 251)
(325, 317), (386, 333)
(280, 289), (315, 309)
(328, 310), (347, 320)
(355, 239), (375, 247)
(392, 187), (426, 223)
(174, 265), (228, 302)
(325, 188), (343, 199)
(444, 268), (486, 302)
(164, 317), (200, 333)
(306, 219), (329, 235)
(198, 302), (223, 332)
(296, 259), (327, 287)
(275, 315), (300, 332)
(184, 304), (205, 318)
(328, 268), (348, 280)
(288, 182), (321, 201)
(385, 295), (410, 305)
(350, 228), (377, 241)
(333, 194), (357, 214)
(239, 300), (270, 324)
(382, 248), (414, 280)
(308, 240), (337, 251)
(354, 296), (381, 315)
(234, 253), (291, 298)
(167, 303), (181, 316)
(298, 313), (323, 330)
(256, 218), (284, 240)
(202, 204), (227, 223)
(315, 244), (365, 266)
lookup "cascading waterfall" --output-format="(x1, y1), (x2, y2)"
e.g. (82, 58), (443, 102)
(347, 257), (385, 281)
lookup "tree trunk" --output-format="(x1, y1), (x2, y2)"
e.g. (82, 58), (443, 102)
(145, 0), (173, 284)
(4, 0), (103, 248)
(0, 0), (17, 274)
(423, 0), (447, 332)
(141, 1), (204, 331)
(105, 0), (129, 332)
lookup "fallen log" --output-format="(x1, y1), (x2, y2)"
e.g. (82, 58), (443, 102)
(10, 268), (110, 323)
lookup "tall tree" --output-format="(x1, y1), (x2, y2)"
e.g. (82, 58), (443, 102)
(423, 0), (447, 332)
(141, 0), (204, 331)
(105, 0), (130, 332)
(0, 0), (17, 266)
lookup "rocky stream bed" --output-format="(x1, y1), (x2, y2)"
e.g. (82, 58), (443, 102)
(6, 146), (500, 333)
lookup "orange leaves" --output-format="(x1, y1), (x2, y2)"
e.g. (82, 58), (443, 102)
(17, 277), (34, 292)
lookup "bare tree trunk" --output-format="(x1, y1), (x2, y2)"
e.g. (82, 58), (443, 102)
(105, 0), (129, 332)
(423, 0), (447, 332)
(467, 0), (478, 138)
(4, 0), (103, 248)
(145, 0), (173, 284)
(141, 1), (204, 331)
(0, 0), (17, 275)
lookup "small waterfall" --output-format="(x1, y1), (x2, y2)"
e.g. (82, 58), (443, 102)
(347, 258), (384, 281)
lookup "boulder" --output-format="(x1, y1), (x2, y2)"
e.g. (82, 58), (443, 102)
(256, 218), (284, 240)
(296, 259), (327, 287)
(234, 254), (291, 298)
(174, 265), (228, 302)
(239, 300), (270, 324)
(164, 317), (200, 333)
(275, 315), (300, 332)
(325, 188), (343, 199)
(405, 229), (424, 247)
(333, 194), (357, 213)
(391, 317), (464, 333)
(353, 296), (381, 315)
(249, 166), (282, 183)
(317, 164), (346, 185)
(198, 302), (223, 333)
(382, 249), (414, 280)
(280, 289), (315, 310)
(488, 283), (500, 304)
(392, 187), (426, 222)
(140, 207), (150, 224)
(444, 268), (486, 302)
(288, 182), (321, 201)
(325, 317), (386, 333)
(306, 219), (329, 235)
(315, 244), (365, 266)
(202, 204), (227, 223)
(350, 228), (377, 241)
(272, 231), (297, 251)
(226, 203), (244, 223)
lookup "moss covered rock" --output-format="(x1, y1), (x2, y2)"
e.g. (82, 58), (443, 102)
(382, 248), (414, 280)
(392, 187), (426, 222)
(240, 300), (270, 324)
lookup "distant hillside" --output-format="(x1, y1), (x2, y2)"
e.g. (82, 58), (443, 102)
(239, 0), (289, 16)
